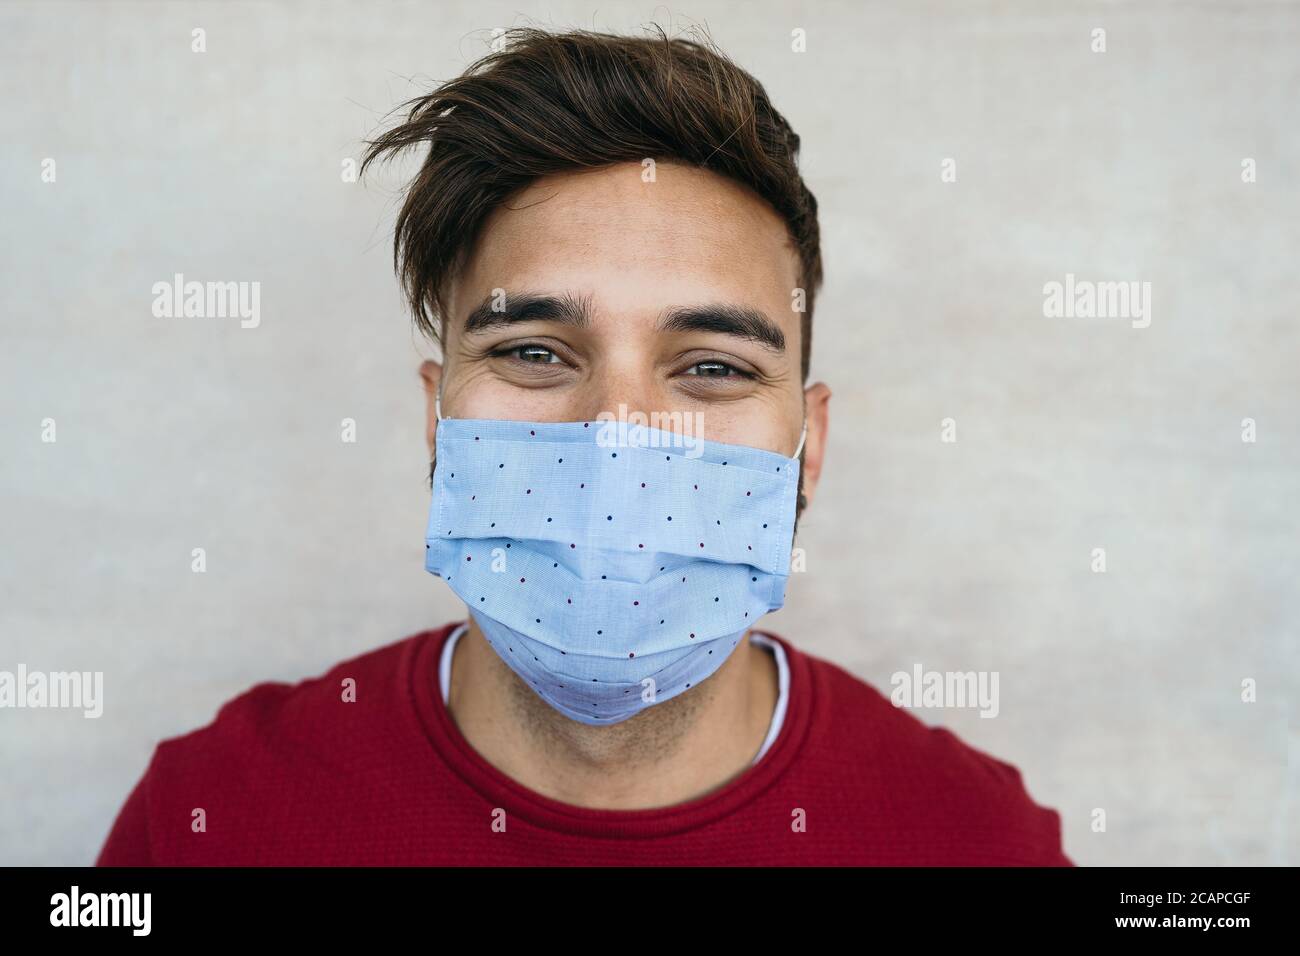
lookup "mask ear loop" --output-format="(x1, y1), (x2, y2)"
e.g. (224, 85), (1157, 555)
(793, 420), (807, 459)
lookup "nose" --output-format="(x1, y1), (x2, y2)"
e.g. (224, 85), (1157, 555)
(561, 366), (665, 427)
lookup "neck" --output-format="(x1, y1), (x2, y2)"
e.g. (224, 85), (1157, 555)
(445, 618), (778, 809)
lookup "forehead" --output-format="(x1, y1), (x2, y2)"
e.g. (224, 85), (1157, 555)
(449, 161), (801, 324)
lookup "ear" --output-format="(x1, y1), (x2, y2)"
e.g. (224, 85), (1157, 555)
(796, 382), (831, 509)
(419, 359), (443, 456)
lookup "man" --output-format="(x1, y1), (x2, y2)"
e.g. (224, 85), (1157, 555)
(97, 26), (1071, 865)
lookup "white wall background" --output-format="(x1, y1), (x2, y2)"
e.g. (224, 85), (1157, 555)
(1, 0), (1296, 866)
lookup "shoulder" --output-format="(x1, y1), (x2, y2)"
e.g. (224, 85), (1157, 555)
(98, 624), (453, 865)
(782, 639), (1072, 865)
(155, 627), (430, 765)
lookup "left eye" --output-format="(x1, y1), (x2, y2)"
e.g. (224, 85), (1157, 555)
(685, 361), (740, 377)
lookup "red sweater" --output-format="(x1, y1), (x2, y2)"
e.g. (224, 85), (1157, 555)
(97, 622), (1072, 866)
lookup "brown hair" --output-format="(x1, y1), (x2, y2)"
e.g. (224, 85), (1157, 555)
(362, 25), (823, 380)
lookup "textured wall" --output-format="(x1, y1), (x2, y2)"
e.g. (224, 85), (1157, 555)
(1, 0), (1295, 865)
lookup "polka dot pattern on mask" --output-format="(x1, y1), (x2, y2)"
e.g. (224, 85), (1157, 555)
(424, 416), (801, 725)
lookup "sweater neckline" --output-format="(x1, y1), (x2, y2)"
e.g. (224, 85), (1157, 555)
(407, 620), (814, 839)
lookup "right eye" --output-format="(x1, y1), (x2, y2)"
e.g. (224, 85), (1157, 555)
(493, 344), (563, 364)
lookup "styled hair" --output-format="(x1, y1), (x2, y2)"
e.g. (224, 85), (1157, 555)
(362, 25), (822, 380)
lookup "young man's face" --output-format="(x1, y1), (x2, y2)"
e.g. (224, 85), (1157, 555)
(426, 160), (828, 507)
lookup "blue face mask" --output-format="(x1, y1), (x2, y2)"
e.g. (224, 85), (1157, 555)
(425, 391), (806, 725)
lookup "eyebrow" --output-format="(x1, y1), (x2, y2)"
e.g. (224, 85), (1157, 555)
(460, 290), (785, 353)
(658, 304), (786, 353)
(461, 290), (593, 335)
